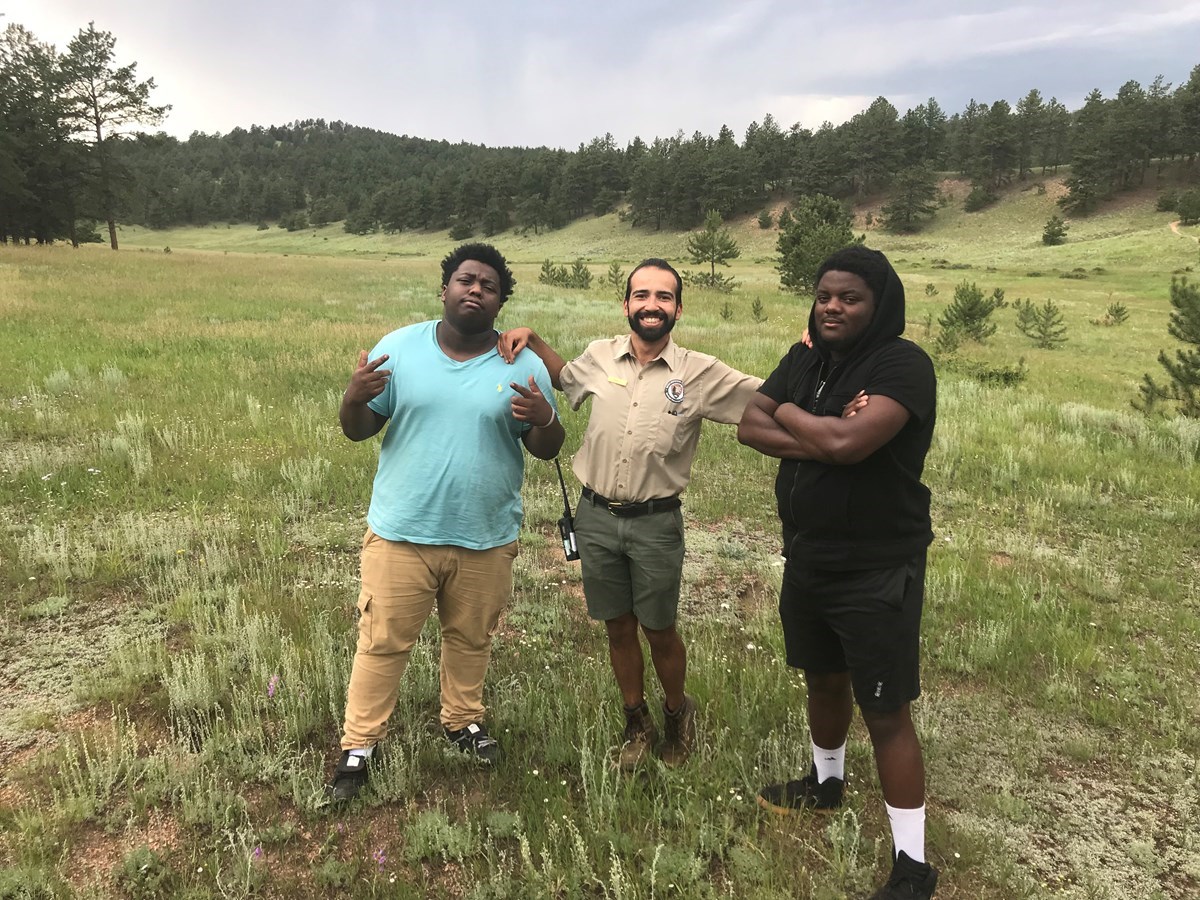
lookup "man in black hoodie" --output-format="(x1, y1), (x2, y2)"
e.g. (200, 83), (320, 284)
(737, 246), (938, 900)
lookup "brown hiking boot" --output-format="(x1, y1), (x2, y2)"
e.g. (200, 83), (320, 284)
(618, 702), (658, 771)
(659, 694), (697, 767)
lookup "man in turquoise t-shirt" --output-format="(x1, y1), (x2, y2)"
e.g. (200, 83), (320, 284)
(329, 243), (565, 803)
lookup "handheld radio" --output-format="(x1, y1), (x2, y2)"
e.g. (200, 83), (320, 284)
(553, 458), (580, 561)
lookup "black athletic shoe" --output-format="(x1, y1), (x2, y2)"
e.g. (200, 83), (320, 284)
(868, 851), (938, 899)
(444, 722), (500, 764)
(757, 764), (845, 814)
(328, 750), (371, 803)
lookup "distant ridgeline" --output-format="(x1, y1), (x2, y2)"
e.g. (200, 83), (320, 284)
(2, 18), (1199, 245)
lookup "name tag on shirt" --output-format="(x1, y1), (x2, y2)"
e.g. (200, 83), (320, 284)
(608, 376), (627, 386)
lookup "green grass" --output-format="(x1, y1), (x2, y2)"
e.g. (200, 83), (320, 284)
(2, 178), (1199, 898)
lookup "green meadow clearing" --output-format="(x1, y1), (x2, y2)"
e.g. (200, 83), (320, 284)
(1, 179), (1199, 899)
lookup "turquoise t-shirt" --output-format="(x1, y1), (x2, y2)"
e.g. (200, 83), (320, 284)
(365, 320), (556, 550)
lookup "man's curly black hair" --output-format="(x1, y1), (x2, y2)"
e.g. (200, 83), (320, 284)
(440, 243), (517, 305)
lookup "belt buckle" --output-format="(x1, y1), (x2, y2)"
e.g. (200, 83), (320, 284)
(606, 500), (623, 516)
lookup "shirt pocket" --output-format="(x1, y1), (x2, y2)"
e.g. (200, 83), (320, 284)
(653, 405), (695, 457)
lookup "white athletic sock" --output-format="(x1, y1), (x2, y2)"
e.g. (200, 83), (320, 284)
(885, 802), (926, 863)
(811, 739), (846, 783)
(347, 746), (374, 759)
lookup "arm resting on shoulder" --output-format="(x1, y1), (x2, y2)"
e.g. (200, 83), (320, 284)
(498, 328), (567, 390)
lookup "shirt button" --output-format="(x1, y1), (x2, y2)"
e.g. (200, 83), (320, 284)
(622, 458), (628, 463)
(627, 430), (632, 435)
(633, 402), (638, 407)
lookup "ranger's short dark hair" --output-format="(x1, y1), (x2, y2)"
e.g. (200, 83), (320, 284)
(625, 258), (683, 305)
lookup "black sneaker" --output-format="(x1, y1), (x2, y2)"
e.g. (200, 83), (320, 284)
(328, 750), (372, 803)
(868, 851), (938, 899)
(444, 722), (500, 764)
(757, 764), (844, 814)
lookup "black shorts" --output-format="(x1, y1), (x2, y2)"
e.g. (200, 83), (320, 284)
(778, 554), (926, 712)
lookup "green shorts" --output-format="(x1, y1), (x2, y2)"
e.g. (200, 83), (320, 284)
(574, 496), (686, 630)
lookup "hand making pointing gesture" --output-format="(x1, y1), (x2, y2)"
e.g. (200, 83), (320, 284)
(509, 376), (555, 428)
(345, 350), (391, 405)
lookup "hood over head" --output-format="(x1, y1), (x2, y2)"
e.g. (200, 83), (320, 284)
(808, 245), (905, 364)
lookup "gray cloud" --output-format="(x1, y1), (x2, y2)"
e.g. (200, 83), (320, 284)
(5, 0), (1197, 146)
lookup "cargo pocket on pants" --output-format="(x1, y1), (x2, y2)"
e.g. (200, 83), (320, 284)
(355, 590), (374, 653)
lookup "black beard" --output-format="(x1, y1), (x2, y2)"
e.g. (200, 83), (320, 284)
(628, 312), (675, 342)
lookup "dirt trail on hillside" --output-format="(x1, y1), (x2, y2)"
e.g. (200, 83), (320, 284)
(1170, 219), (1199, 242)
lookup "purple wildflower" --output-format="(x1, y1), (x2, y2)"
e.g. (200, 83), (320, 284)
(267, 674), (280, 698)
(372, 847), (386, 870)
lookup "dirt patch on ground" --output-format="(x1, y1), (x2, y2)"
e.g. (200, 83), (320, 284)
(64, 807), (183, 893)
(0, 588), (155, 756)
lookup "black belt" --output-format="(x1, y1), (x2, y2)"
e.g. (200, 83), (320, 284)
(581, 487), (681, 518)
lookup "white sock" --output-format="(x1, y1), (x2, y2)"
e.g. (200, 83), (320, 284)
(885, 802), (926, 863)
(811, 739), (845, 783)
(347, 746), (374, 759)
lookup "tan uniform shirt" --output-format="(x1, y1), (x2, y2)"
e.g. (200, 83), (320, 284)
(559, 335), (763, 503)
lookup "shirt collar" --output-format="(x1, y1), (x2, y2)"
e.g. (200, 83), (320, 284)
(613, 334), (679, 371)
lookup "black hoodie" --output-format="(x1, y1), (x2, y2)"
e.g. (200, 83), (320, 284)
(758, 262), (936, 570)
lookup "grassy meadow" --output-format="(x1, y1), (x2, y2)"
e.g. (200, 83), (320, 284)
(1, 178), (1199, 899)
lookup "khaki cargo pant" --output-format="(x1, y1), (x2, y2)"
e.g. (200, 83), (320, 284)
(340, 527), (517, 749)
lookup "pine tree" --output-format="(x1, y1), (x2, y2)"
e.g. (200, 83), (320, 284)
(1177, 189), (1200, 226)
(938, 281), (1007, 344)
(59, 22), (169, 249)
(567, 259), (593, 290)
(1014, 89), (1045, 179)
(1137, 277), (1200, 416)
(777, 194), (860, 294)
(686, 210), (740, 286)
(1014, 298), (1068, 348)
(882, 165), (940, 232)
(1042, 215), (1069, 245)
(605, 262), (626, 299)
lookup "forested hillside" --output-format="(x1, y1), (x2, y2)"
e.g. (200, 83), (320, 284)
(3, 20), (1200, 247)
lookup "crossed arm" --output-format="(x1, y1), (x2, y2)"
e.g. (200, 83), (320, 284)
(737, 390), (910, 464)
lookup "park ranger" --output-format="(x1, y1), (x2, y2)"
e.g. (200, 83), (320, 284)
(499, 258), (761, 769)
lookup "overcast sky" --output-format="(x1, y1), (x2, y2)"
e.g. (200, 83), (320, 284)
(5, 1), (1199, 149)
